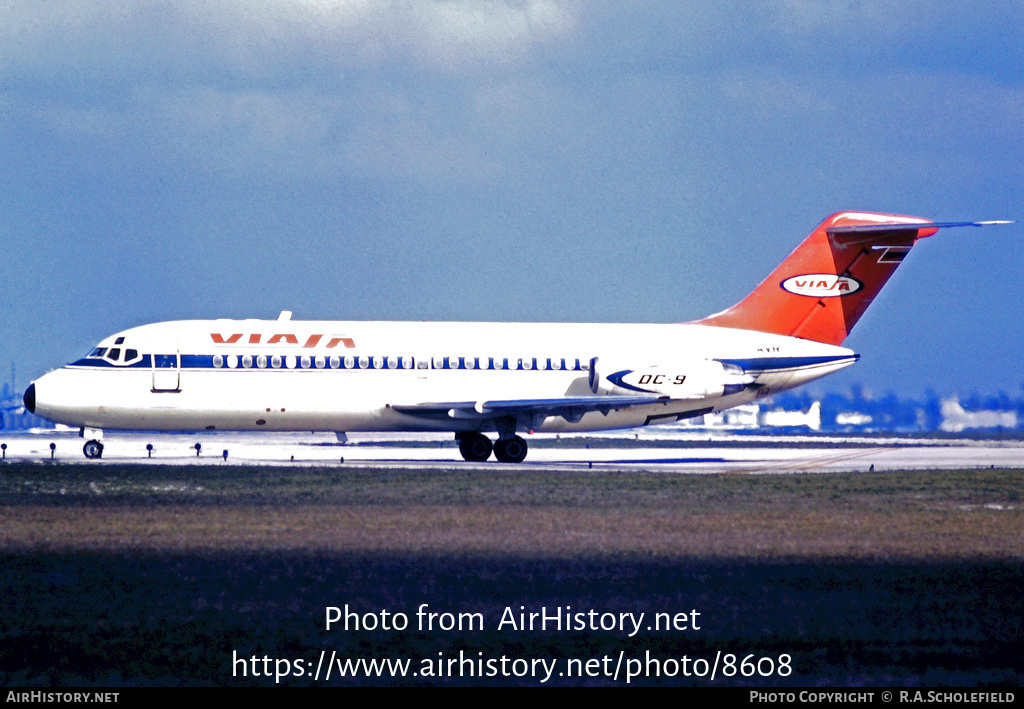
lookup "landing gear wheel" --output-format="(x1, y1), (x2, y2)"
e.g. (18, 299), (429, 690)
(83, 440), (104, 459)
(493, 435), (528, 463)
(458, 432), (493, 462)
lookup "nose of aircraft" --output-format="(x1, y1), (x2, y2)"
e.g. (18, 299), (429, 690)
(21, 372), (87, 428)
(23, 383), (36, 414)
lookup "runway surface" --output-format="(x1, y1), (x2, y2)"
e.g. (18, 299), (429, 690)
(3, 430), (1022, 686)
(2, 429), (1021, 473)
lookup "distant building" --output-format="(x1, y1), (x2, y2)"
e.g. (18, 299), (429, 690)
(940, 398), (1018, 433)
(2, 407), (56, 431)
(673, 388), (1024, 434)
(680, 401), (822, 431)
(835, 411), (873, 427)
(1, 388), (55, 431)
(760, 401), (821, 430)
(700, 403), (760, 429)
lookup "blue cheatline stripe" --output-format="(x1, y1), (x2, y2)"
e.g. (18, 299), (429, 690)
(67, 354), (852, 373)
(717, 355), (858, 372)
(70, 356), (153, 368)
(65, 354), (854, 373)
(65, 354), (593, 371)
(180, 355), (215, 368)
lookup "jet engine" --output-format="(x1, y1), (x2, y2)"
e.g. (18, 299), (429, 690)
(590, 357), (755, 399)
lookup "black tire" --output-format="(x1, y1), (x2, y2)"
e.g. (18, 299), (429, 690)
(458, 432), (493, 462)
(83, 440), (104, 459)
(493, 435), (528, 463)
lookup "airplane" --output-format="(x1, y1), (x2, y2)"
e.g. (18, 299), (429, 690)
(23, 212), (1010, 462)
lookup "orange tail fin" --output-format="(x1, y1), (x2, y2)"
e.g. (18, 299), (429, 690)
(693, 212), (944, 346)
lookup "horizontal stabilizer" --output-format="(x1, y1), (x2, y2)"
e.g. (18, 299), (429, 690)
(827, 219), (1011, 235)
(827, 220), (1013, 242)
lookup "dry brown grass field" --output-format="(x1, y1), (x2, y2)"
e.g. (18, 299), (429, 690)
(1, 463), (1021, 686)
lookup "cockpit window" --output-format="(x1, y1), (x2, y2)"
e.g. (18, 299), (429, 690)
(89, 348), (107, 358)
(107, 348), (121, 362)
(125, 349), (138, 362)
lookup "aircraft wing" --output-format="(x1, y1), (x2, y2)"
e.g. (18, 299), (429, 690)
(389, 394), (671, 424)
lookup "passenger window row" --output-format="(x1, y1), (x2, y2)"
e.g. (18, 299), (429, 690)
(81, 349), (590, 373)
(210, 355), (589, 372)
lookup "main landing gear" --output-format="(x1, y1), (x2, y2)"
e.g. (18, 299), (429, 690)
(494, 436), (528, 463)
(458, 432), (493, 461)
(457, 432), (528, 463)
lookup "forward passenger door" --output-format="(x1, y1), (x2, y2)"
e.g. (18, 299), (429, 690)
(152, 352), (181, 392)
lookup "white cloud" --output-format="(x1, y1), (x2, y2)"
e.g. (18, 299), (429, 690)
(0, 0), (577, 74)
(406, 0), (575, 68)
(1, 0), (580, 184)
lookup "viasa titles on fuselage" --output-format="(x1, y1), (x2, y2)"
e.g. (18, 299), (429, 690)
(24, 212), (1011, 461)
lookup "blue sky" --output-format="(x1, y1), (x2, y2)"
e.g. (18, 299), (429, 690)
(2, 1), (1021, 398)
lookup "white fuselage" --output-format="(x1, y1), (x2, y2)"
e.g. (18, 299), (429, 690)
(29, 318), (857, 436)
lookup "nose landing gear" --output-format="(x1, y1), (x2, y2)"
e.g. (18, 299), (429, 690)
(83, 440), (104, 459)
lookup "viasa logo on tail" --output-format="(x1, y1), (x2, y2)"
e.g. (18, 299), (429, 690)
(780, 275), (862, 298)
